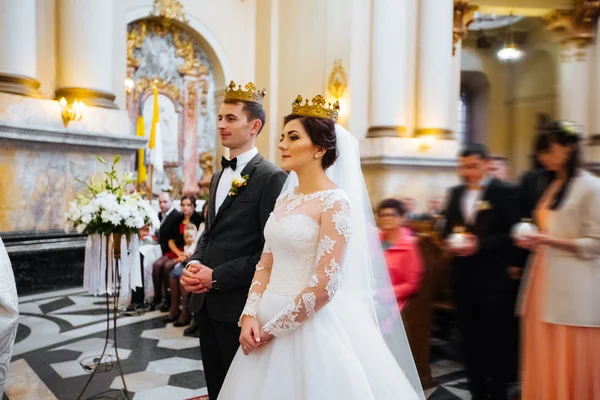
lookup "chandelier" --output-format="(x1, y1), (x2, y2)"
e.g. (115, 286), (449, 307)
(497, 29), (523, 62)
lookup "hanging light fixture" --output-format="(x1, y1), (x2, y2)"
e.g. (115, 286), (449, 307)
(497, 13), (523, 62)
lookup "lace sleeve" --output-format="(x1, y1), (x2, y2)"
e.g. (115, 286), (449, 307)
(263, 197), (352, 337)
(238, 240), (273, 326)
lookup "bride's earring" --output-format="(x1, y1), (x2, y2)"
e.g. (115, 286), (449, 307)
(314, 154), (320, 159)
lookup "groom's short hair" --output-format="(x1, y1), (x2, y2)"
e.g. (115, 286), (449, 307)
(223, 99), (266, 134)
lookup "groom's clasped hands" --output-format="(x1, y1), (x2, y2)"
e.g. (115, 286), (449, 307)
(180, 263), (274, 355)
(180, 262), (213, 294)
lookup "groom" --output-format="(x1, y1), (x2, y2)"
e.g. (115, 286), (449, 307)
(181, 81), (287, 400)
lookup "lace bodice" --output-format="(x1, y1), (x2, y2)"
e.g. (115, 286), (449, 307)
(239, 188), (352, 337)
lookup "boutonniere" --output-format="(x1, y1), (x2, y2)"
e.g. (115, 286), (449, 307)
(476, 200), (492, 211)
(229, 174), (249, 196)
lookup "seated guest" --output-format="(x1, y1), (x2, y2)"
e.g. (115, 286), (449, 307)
(377, 198), (424, 310)
(421, 196), (444, 221)
(489, 155), (510, 182)
(154, 194), (203, 312)
(164, 223), (199, 325)
(129, 225), (159, 307)
(137, 225), (163, 305)
(139, 225), (157, 245)
(151, 192), (182, 311)
(402, 197), (420, 220)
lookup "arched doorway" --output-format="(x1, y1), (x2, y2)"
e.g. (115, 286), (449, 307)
(125, 11), (227, 200)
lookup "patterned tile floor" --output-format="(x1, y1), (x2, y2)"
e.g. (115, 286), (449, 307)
(5, 288), (470, 400)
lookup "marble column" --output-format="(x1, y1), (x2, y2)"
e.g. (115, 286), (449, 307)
(0, 0), (41, 97)
(182, 75), (200, 195)
(558, 43), (592, 133)
(367, 0), (418, 138)
(451, 0), (477, 142)
(592, 20), (600, 164)
(55, 0), (117, 109)
(450, 41), (463, 137)
(415, 0), (455, 139)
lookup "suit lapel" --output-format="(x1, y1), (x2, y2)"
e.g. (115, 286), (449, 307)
(212, 153), (263, 225)
(454, 185), (467, 227)
(207, 170), (222, 228)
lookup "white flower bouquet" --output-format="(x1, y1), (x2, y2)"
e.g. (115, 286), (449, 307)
(66, 156), (159, 235)
(66, 156), (158, 299)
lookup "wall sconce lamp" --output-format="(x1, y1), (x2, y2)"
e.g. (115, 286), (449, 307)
(59, 97), (84, 128)
(328, 60), (348, 101)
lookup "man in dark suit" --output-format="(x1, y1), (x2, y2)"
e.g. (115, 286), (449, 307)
(150, 192), (182, 311)
(443, 143), (517, 400)
(181, 81), (287, 400)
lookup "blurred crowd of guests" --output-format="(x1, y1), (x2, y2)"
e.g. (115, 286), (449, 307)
(375, 116), (600, 400)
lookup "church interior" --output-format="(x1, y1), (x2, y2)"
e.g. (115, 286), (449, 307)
(1, 0), (599, 399)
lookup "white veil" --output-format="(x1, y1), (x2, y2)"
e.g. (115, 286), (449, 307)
(0, 237), (18, 397)
(279, 125), (425, 399)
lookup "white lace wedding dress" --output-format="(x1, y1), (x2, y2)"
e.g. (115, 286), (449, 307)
(218, 189), (420, 400)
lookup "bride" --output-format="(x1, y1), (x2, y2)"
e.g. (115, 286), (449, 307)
(0, 237), (18, 397)
(218, 95), (424, 400)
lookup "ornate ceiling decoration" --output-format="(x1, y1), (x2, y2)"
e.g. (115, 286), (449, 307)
(454, 0), (479, 54)
(468, 13), (524, 31)
(545, 1), (600, 48)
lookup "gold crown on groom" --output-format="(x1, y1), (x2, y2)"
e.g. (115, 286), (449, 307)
(224, 81), (266, 105)
(291, 95), (340, 123)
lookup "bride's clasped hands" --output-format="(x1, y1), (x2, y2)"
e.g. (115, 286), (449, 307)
(239, 315), (273, 355)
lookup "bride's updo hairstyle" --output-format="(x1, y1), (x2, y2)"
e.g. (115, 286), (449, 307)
(284, 95), (340, 170)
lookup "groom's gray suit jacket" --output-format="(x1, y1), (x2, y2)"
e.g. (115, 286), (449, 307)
(188, 153), (287, 322)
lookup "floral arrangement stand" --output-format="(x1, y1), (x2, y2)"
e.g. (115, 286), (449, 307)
(77, 233), (130, 400)
(66, 156), (159, 400)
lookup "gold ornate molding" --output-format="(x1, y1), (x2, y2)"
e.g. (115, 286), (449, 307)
(135, 77), (183, 105)
(414, 128), (453, 140)
(127, 20), (207, 77)
(453, 0), (479, 56)
(545, 1), (600, 49)
(327, 60), (348, 100)
(127, 24), (147, 68)
(366, 126), (408, 138)
(199, 79), (209, 116)
(186, 81), (198, 119)
(151, 0), (188, 24)
(173, 31), (207, 76)
(0, 72), (42, 98)
(54, 87), (117, 109)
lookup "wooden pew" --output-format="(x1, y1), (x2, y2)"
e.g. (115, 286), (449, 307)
(400, 219), (453, 388)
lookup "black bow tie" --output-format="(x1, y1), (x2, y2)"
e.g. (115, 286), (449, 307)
(221, 156), (237, 170)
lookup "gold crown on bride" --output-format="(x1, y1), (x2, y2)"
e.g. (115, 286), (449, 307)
(224, 80), (266, 105)
(291, 95), (340, 123)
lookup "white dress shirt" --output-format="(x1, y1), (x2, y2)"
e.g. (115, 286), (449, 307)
(461, 176), (490, 224)
(215, 147), (258, 213)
